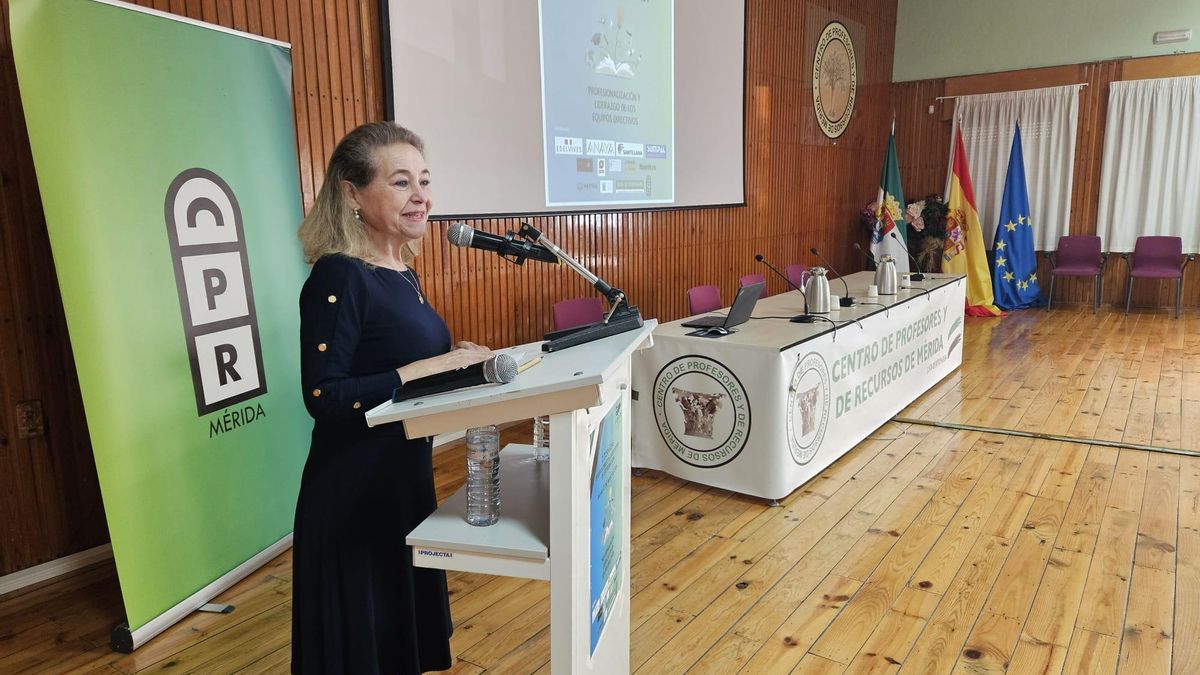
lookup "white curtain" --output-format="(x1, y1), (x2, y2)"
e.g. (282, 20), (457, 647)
(947, 85), (1081, 251)
(1096, 76), (1200, 254)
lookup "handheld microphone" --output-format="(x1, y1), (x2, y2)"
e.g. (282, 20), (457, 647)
(852, 242), (876, 268)
(755, 254), (815, 323)
(447, 222), (560, 265)
(809, 247), (855, 307)
(888, 232), (925, 281)
(391, 353), (518, 402)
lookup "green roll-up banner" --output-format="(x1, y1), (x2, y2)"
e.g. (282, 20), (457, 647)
(11, 0), (310, 649)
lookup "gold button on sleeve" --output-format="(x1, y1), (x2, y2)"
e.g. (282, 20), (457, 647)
(311, 388), (321, 398)
(352, 401), (362, 410)
(317, 343), (327, 352)
(327, 295), (337, 303)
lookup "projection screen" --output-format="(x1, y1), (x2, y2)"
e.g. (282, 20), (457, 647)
(382, 0), (746, 218)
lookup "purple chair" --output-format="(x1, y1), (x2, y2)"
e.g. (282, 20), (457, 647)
(687, 285), (722, 315)
(1122, 236), (1196, 318)
(739, 274), (767, 298)
(552, 297), (605, 330)
(785, 264), (809, 291)
(1043, 236), (1107, 313)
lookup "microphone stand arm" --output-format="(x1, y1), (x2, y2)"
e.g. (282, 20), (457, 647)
(517, 223), (644, 352)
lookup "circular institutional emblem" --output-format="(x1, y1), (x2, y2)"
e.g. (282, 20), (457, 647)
(812, 21), (857, 139)
(652, 355), (751, 468)
(787, 352), (831, 465)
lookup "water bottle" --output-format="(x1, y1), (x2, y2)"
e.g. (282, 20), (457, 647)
(465, 425), (500, 526)
(532, 415), (550, 463)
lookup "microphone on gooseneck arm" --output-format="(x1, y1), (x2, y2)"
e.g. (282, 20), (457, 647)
(447, 222), (561, 265)
(852, 242), (876, 268)
(391, 353), (518, 402)
(888, 231), (925, 281)
(755, 254), (816, 323)
(809, 247), (856, 307)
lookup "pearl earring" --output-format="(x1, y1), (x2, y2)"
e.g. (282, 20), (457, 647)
(354, 208), (362, 221)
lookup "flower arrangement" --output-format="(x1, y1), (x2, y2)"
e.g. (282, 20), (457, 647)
(910, 194), (948, 272)
(859, 194), (949, 272)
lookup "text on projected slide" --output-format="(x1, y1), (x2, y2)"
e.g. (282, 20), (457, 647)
(541, 0), (674, 207)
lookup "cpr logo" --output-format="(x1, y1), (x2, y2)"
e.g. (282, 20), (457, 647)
(164, 169), (267, 415)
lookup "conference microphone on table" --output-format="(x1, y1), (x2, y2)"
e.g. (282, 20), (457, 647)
(755, 253), (816, 323)
(809, 247), (856, 307)
(888, 231), (926, 281)
(447, 222), (560, 265)
(392, 353), (518, 402)
(852, 241), (876, 267)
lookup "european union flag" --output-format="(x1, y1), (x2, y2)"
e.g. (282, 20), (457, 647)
(991, 123), (1043, 309)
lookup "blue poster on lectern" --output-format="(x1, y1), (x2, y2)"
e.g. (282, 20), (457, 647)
(589, 400), (624, 654)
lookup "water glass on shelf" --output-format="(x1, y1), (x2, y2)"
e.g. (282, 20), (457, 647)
(531, 415), (550, 463)
(465, 425), (500, 526)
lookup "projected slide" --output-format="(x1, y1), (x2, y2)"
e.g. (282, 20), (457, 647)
(540, 1), (674, 207)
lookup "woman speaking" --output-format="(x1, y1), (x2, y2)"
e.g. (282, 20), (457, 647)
(291, 122), (491, 674)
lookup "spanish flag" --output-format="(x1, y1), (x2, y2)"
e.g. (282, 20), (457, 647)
(944, 128), (1003, 317)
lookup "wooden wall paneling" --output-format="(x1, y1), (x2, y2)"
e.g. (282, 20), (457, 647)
(1121, 52), (1200, 82)
(293, 1), (320, 206)
(0, 0), (108, 575)
(201, 0), (216, 24)
(332, 0), (351, 141)
(258, 1), (275, 41)
(358, 0), (383, 126)
(0, 97), (44, 574)
(244, 1), (260, 36)
(313, 0), (337, 178)
(229, 0), (246, 31)
(345, 0), (364, 124)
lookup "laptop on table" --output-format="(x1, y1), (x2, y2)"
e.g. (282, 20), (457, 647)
(681, 281), (764, 332)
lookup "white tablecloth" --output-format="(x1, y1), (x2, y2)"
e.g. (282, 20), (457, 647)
(631, 272), (966, 500)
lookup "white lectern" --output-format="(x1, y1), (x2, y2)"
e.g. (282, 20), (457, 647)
(366, 322), (656, 674)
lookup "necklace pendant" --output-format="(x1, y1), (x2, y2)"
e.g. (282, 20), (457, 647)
(419, 296), (425, 304)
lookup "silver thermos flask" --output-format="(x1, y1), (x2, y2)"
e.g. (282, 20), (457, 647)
(874, 254), (898, 295)
(805, 266), (831, 314)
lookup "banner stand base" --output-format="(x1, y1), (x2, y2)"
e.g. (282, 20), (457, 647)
(110, 624), (134, 654)
(107, 533), (292, 653)
(198, 603), (236, 613)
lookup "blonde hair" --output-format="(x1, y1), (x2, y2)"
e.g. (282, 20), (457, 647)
(299, 122), (427, 265)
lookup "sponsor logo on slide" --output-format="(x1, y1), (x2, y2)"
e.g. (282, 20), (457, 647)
(786, 352), (831, 464)
(609, 159), (623, 173)
(652, 356), (752, 468)
(576, 158), (594, 172)
(616, 142), (644, 158)
(597, 158), (606, 177)
(599, 180), (614, 194)
(554, 136), (584, 155)
(646, 144), (668, 158)
(615, 179), (644, 192)
(586, 138), (616, 156)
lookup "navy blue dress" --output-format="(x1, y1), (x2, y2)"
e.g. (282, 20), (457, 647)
(291, 254), (453, 674)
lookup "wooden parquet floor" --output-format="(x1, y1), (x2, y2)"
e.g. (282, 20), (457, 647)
(1, 306), (1198, 674)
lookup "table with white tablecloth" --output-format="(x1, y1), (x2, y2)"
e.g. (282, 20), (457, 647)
(631, 272), (966, 500)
